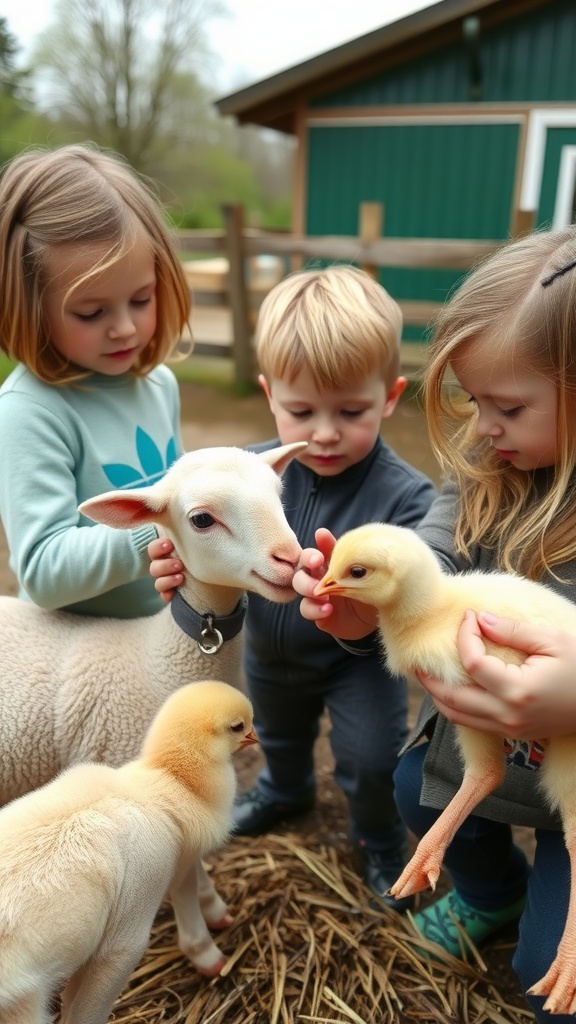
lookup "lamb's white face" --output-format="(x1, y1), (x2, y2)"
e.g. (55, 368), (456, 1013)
(160, 447), (304, 602)
(79, 444), (305, 603)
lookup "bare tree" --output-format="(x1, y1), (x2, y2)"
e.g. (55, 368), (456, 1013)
(33, 0), (226, 170)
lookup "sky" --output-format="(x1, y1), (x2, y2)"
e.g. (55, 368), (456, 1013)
(1, 0), (436, 93)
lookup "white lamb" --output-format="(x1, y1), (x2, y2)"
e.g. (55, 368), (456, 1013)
(0, 440), (305, 978)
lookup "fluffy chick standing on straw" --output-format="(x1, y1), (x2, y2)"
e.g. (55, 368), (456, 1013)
(293, 226), (576, 1021)
(0, 681), (257, 1024)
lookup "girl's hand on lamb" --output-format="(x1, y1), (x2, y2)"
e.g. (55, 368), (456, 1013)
(148, 536), (183, 603)
(417, 609), (576, 738)
(293, 528), (378, 640)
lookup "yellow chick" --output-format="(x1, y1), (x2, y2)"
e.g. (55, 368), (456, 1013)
(0, 680), (257, 1024)
(315, 522), (576, 1014)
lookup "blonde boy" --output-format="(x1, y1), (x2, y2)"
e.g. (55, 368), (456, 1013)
(234, 266), (437, 909)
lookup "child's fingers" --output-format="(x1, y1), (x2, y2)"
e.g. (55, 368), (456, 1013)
(476, 611), (562, 656)
(148, 536), (175, 559)
(154, 573), (183, 595)
(298, 595), (334, 622)
(293, 564), (324, 598)
(150, 558), (183, 580)
(314, 528), (337, 562)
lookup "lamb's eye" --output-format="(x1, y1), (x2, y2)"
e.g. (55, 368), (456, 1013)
(350, 565), (367, 579)
(189, 511), (215, 530)
(230, 721), (245, 734)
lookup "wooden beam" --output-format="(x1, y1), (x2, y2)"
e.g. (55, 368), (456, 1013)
(239, 234), (500, 269)
(176, 227), (500, 271)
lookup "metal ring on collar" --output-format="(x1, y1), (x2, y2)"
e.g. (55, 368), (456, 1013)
(199, 625), (224, 654)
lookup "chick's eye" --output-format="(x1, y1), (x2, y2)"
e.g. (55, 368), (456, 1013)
(229, 721), (245, 734)
(350, 565), (367, 579)
(189, 511), (215, 530)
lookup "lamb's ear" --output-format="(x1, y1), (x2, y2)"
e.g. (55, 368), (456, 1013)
(79, 485), (168, 529)
(259, 441), (307, 477)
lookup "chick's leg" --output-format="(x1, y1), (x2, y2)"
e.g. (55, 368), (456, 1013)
(170, 858), (228, 976)
(390, 729), (505, 899)
(527, 737), (576, 1015)
(196, 859), (233, 929)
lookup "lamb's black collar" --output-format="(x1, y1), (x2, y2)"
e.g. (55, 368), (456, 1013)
(170, 590), (248, 653)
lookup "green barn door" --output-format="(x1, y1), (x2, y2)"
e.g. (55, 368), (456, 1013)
(306, 120), (520, 340)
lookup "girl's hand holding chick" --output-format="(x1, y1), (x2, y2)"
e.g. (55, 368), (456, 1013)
(418, 609), (576, 739)
(294, 528), (378, 639)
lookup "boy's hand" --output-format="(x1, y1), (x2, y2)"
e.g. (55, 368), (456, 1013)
(293, 528), (378, 639)
(148, 537), (183, 603)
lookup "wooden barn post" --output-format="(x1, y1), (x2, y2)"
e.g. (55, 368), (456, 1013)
(359, 202), (384, 279)
(510, 208), (536, 237)
(222, 203), (253, 388)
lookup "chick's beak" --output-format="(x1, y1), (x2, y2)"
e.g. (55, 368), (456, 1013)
(240, 728), (259, 748)
(314, 575), (346, 597)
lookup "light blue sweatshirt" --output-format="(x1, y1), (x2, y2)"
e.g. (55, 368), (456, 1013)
(0, 363), (183, 618)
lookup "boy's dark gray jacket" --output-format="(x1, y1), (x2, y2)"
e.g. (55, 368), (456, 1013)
(244, 437), (437, 677)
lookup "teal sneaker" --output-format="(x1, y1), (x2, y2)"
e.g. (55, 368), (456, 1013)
(413, 889), (526, 960)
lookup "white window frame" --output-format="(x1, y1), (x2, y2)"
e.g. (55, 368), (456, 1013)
(520, 109), (576, 214)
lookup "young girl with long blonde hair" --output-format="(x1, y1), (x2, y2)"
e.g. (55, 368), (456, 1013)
(293, 226), (576, 1023)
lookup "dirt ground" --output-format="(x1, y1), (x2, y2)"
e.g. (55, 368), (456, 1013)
(0, 379), (536, 1019)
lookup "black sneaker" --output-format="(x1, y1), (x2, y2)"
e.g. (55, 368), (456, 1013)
(232, 786), (315, 836)
(352, 843), (415, 913)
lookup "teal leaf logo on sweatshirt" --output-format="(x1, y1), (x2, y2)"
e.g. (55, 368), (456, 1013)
(103, 428), (178, 488)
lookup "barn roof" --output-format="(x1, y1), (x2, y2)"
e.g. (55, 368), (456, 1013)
(215, 0), (548, 134)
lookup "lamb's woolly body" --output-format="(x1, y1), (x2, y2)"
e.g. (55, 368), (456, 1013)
(0, 681), (254, 1021)
(0, 598), (243, 799)
(319, 523), (576, 1014)
(0, 443), (304, 802)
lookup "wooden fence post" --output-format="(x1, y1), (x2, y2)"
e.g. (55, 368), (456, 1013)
(359, 202), (384, 279)
(510, 208), (536, 238)
(222, 203), (253, 388)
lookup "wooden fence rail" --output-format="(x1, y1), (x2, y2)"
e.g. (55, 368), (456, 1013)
(177, 203), (502, 386)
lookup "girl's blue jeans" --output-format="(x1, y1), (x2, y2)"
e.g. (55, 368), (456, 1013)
(394, 743), (572, 1024)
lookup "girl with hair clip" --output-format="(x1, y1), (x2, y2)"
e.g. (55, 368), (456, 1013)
(293, 226), (576, 1022)
(0, 144), (191, 617)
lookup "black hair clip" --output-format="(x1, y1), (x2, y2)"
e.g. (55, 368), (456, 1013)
(541, 257), (576, 287)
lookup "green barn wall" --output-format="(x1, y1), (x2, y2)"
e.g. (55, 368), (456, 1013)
(311, 0), (576, 108)
(306, 122), (519, 338)
(301, 0), (576, 340)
